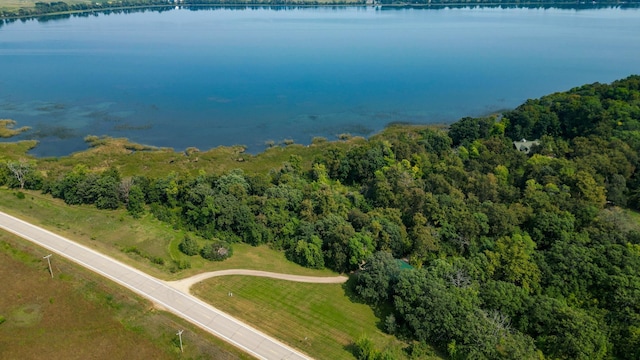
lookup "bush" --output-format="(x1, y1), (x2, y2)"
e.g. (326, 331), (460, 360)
(178, 235), (200, 256)
(122, 246), (141, 256)
(385, 314), (397, 335)
(201, 240), (233, 261)
(171, 259), (191, 273)
(354, 334), (378, 360)
(126, 185), (145, 218)
(286, 237), (324, 269)
(0, 165), (8, 186)
(150, 203), (175, 223)
(311, 136), (327, 144)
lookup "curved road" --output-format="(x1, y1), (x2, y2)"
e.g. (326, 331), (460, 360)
(0, 211), (311, 360)
(168, 269), (347, 293)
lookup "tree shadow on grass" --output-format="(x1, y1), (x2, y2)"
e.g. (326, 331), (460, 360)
(341, 273), (395, 335)
(342, 274), (368, 305)
(343, 342), (359, 359)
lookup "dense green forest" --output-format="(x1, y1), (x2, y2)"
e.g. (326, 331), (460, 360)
(3, 75), (640, 358)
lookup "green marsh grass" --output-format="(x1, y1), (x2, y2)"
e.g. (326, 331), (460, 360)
(29, 135), (361, 178)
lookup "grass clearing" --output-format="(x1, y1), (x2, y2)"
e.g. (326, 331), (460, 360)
(0, 231), (252, 360)
(192, 276), (426, 360)
(625, 208), (640, 226)
(188, 242), (337, 276)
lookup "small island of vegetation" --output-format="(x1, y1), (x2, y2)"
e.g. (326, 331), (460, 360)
(1, 75), (640, 359)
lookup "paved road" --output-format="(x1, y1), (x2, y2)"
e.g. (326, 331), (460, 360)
(168, 269), (347, 293)
(0, 211), (310, 360)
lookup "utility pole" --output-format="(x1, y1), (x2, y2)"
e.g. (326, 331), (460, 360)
(176, 330), (184, 353)
(43, 254), (53, 278)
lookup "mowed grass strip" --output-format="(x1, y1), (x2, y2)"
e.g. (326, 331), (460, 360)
(0, 231), (251, 360)
(192, 276), (407, 360)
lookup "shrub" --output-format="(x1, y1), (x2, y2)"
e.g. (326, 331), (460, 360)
(171, 259), (191, 273)
(385, 314), (397, 335)
(122, 246), (141, 256)
(311, 136), (327, 144)
(179, 235), (200, 256)
(184, 147), (200, 156)
(354, 334), (378, 360)
(201, 240), (233, 261)
(126, 185), (145, 218)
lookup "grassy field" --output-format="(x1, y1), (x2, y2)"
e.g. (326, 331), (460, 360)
(0, 230), (252, 360)
(192, 277), (420, 360)
(185, 242), (337, 276)
(0, 0), (87, 11)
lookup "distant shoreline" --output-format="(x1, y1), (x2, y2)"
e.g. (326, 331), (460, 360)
(2, 1), (639, 21)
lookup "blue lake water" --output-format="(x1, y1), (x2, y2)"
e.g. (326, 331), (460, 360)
(1, 6), (639, 156)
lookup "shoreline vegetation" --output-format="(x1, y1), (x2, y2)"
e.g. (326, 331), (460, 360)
(0, 119), (30, 138)
(1, 0), (639, 21)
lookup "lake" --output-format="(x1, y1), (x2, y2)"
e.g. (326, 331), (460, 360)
(1, 5), (639, 156)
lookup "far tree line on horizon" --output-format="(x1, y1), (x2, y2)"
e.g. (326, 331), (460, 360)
(2, 0), (640, 21)
(2, 75), (640, 359)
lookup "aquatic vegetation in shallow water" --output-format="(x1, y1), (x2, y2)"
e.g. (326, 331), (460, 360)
(113, 123), (153, 131)
(30, 124), (78, 140)
(0, 119), (30, 138)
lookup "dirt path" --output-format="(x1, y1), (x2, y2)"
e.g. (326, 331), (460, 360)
(167, 269), (348, 293)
